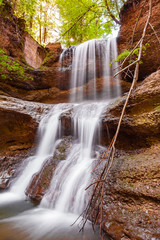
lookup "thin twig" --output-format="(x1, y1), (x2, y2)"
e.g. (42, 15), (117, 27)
(130, 0), (148, 48)
(120, 39), (142, 69)
(149, 23), (160, 44)
(114, 59), (139, 77)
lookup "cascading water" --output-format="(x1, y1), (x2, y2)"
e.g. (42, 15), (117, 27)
(0, 104), (72, 203)
(68, 38), (121, 102)
(0, 38), (121, 240)
(41, 102), (107, 215)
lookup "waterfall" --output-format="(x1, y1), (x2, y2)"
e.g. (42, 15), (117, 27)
(41, 102), (108, 214)
(0, 38), (121, 240)
(0, 104), (73, 203)
(68, 38), (121, 102)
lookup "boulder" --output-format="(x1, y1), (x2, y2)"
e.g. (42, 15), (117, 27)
(26, 137), (73, 202)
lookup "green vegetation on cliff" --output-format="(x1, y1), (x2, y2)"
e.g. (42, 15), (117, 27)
(0, 49), (33, 81)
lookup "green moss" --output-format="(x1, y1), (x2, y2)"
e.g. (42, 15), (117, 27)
(39, 66), (49, 70)
(42, 51), (55, 66)
(155, 105), (160, 111)
(0, 49), (33, 81)
(58, 145), (66, 153)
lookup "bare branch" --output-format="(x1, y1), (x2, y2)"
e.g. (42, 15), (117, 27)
(120, 39), (142, 68)
(114, 59), (139, 77)
(104, 0), (120, 25)
(130, 0), (147, 47)
(149, 23), (160, 44)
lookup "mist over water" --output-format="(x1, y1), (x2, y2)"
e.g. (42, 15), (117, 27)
(0, 38), (121, 240)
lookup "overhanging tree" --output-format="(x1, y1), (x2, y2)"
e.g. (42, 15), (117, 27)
(55, 0), (127, 46)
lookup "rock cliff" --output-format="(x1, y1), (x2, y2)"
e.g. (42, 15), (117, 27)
(118, 0), (160, 80)
(0, 1), (45, 68)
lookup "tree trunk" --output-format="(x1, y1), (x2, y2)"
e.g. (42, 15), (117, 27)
(39, 2), (42, 44)
(43, 11), (47, 43)
(11, 0), (17, 15)
(30, 16), (33, 30)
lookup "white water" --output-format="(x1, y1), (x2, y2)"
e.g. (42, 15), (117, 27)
(0, 38), (121, 239)
(41, 102), (108, 214)
(69, 38), (121, 102)
(0, 104), (73, 203)
(0, 102), (108, 240)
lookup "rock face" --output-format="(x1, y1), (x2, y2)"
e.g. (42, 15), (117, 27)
(118, 0), (160, 80)
(0, 1), (45, 68)
(0, 108), (37, 189)
(101, 143), (160, 240)
(101, 70), (160, 149)
(24, 34), (46, 68)
(0, 95), (53, 189)
(43, 42), (62, 68)
(0, 108), (37, 153)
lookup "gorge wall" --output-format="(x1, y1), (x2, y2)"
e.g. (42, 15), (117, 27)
(0, 1), (160, 239)
(0, 2), (45, 68)
(118, 0), (160, 80)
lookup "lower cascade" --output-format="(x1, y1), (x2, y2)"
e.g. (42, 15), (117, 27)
(0, 38), (121, 240)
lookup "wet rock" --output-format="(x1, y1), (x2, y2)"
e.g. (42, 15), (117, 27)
(0, 96), (53, 188)
(0, 169), (14, 189)
(99, 144), (160, 240)
(101, 70), (160, 149)
(0, 108), (38, 153)
(0, 151), (33, 189)
(0, 95), (53, 122)
(0, 107), (38, 186)
(26, 136), (73, 202)
(118, 0), (160, 80)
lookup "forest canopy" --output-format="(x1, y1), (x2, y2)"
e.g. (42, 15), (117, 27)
(0, 0), (127, 46)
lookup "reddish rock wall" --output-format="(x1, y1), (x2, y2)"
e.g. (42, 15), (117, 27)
(24, 34), (46, 69)
(118, 0), (160, 80)
(0, 2), (45, 68)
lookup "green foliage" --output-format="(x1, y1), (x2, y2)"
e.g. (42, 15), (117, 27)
(0, 0), (4, 6)
(110, 43), (150, 66)
(0, 49), (33, 81)
(42, 51), (55, 65)
(155, 106), (160, 111)
(3, 0), (127, 46)
(14, 0), (57, 44)
(55, 0), (126, 46)
(10, 0), (127, 46)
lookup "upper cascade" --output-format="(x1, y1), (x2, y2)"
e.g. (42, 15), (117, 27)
(60, 38), (121, 102)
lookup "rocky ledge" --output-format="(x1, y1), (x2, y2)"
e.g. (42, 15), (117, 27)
(101, 143), (160, 240)
(0, 96), (52, 189)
